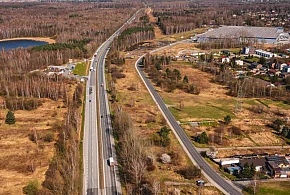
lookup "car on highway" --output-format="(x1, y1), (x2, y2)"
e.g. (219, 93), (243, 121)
(108, 157), (115, 166)
(89, 100), (91, 102)
(101, 83), (104, 87)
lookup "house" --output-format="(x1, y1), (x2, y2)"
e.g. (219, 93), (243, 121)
(222, 57), (230, 63)
(255, 49), (277, 58)
(226, 166), (241, 176)
(243, 46), (256, 55)
(239, 158), (266, 172)
(235, 60), (244, 66)
(266, 161), (282, 178)
(213, 158), (240, 166)
(67, 63), (76, 70)
(280, 63), (288, 71)
(282, 66), (290, 73)
(249, 62), (262, 70)
(48, 65), (65, 72)
(266, 156), (290, 168)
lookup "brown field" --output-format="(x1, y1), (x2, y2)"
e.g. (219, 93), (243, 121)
(147, 59), (290, 148)
(0, 99), (67, 194)
(111, 58), (221, 194)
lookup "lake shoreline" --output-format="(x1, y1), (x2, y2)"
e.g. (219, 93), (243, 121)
(0, 37), (56, 44)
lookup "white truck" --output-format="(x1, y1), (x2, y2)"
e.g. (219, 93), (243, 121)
(108, 157), (115, 166)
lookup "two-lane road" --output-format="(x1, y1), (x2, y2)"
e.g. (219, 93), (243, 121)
(135, 54), (242, 195)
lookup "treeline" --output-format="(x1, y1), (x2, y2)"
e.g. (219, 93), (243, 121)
(112, 105), (150, 194)
(0, 72), (70, 110)
(115, 14), (155, 51)
(151, 0), (290, 35)
(197, 38), (256, 50)
(32, 38), (92, 53)
(199, 61), (287, 99)
(39, 84), (83, 194)
(143, 54), (200, 94)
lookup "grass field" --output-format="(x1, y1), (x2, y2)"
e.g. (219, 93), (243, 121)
(73, 62), (88, 76)
(243, 181), (290, 195)
(108, 57), (221, 194)
(0, 99), (67, 194)
(149, 61), (289, 148)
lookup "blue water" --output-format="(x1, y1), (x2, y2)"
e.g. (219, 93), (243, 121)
(0, 39), (48, 51)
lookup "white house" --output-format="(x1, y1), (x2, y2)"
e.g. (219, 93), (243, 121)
(235, 60), (244, 66)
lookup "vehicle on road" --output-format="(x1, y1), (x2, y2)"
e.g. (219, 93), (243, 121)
(101, 83), (104, 87)
(108, 157), (114, 166)
(90, 67), (93, 71)
(89, 100), (91, 102)
(89, 87), (92, 94)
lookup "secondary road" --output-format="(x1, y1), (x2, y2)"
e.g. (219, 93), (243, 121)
(135, 50), (242, 195)
(83, 9), (142, 195)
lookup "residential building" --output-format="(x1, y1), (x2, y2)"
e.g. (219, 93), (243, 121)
(255, 49), (277, 58)
(239, 158), (266, 172)
(282, 66), (290, 73)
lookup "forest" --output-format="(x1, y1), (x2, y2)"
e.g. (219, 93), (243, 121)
(149, 0), (290, 35)
(0, 2), (141, 111)
(0, 2), (143, 195)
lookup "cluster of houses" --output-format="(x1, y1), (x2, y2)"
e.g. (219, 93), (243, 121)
(213, 154), (290, 179)
(43, 59), (88, 82)
(175, 47), (290, 81)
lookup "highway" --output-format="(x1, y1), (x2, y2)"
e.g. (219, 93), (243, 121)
(83, 9), (142, 195)
(135, 52), (243, 195)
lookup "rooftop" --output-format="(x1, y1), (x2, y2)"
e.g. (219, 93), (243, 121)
(240, 158), (266, 167)
(198, 26), (284, 39)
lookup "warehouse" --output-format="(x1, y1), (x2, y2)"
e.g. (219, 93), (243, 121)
(196, 26), (290, 44)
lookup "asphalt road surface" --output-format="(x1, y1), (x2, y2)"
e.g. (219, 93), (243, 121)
(83, 9), (142, 195)
(135, 54), (242, 195)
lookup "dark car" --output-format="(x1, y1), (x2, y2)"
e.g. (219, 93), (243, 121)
(89, 100), (92, 102)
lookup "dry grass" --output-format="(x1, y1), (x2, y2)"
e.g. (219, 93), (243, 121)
(0, 99), (67, 194)
(112, 59), (220, 193)
(148, 58), (289, 147)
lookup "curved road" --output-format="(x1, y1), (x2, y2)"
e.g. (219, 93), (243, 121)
(135, 54), (242, 195)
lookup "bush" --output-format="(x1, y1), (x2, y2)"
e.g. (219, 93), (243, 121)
(196, 131), (209, 144)
(179, 165), (201, 179)
(224, 115), (232, 125)
(145, 117), (156, 123)
(23, 180), (39, 195)
(5, 110), (16, 125)
(43, 132), (54, 142)
(231, 126), (242, 135)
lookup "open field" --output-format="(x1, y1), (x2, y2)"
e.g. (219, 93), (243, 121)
(73, 62), (89, 76)
(0, 99), (67, 194)
(109, 58), (221, 194)
(243, 181), (290, 195)
(148, 61), (290, 148)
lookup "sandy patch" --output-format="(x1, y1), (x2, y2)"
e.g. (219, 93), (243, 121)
(0, 37), (56, 44)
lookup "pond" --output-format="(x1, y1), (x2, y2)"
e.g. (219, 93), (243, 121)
(0, 39), (48, 51)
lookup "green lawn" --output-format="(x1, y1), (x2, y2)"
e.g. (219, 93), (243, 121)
(73, 62), (88, 76)
(169, 104), (234, 122)
(243, 181), (290, 195)
(259, 99), (290, 110)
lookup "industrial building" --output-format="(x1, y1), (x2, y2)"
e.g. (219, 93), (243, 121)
(196, 26), (290, 44)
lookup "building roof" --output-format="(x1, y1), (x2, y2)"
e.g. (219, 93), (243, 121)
(240, 158), (266, 167)
(227, 166), (242, 171)
(266, 156), (289, 165)
(198, 26), (284, 39)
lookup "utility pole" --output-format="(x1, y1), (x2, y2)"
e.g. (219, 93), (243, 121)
(235, 75), (247, 113)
